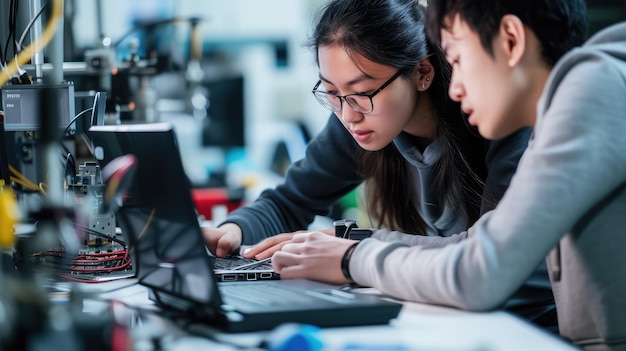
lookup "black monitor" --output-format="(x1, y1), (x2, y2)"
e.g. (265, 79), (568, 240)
(202, 75), (245, 148)
(88, 123), (191, 219)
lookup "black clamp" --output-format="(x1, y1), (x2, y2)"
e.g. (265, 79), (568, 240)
(333, 219), (372, 241)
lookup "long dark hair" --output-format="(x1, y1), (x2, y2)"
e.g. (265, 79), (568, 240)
(308, 0), (487, 233)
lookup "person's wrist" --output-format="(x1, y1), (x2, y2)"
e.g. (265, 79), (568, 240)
(341, 242), (359, 281)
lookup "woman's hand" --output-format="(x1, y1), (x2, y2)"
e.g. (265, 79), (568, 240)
(242, 228), (334, 260)
(272, 231), (358, 285)
(202, 223), (243, 257)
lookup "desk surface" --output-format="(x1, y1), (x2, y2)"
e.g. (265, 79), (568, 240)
(71, 278), (580, 351)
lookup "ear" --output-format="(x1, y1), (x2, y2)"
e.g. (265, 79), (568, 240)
(415, 57), (435, 91)
(498, 14), (526, 67)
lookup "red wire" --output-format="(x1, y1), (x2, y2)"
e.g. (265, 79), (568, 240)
(70, 259), (132, 272)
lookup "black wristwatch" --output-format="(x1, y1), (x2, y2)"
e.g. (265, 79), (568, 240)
(333, 219), (372, 241)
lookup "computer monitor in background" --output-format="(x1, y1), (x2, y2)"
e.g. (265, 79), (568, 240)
(201, 75), (245, 148)
(1, 84), (76, 188)
(1, 83), (75, 132)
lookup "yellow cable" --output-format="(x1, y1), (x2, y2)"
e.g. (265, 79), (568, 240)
(9, 176), (41, 192)
(8, 165), (48, 193)
(9, 164), (40, 190)
(0, 0), (63, 87)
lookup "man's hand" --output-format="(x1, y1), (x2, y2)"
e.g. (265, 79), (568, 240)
(272, 231), (358, 285)
(202, 223), (243, 257)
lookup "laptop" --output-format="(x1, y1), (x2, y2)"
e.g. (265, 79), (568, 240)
(212, 254), (276, 281)
(87, 122), (403, 332)
(88, 122), (277, 282)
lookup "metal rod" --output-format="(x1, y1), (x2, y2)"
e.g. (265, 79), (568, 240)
(29, 0), (44, 82)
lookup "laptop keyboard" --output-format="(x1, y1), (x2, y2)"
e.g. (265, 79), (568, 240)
(220, 284), (321, 306)
(212, 257), (273, 271)
(219, 283), (358, 307)
(213, 257), (258, 270)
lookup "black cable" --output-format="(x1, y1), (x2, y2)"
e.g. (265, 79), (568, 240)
(78, 225), (127, 247)
(3, 0), (16, 63)
(63, 107), (93, 137)
(16, 1), (49, 52)
(58, 108), (91, 161)
(11, 0), (18, 62)
(3, 0), (12, 63)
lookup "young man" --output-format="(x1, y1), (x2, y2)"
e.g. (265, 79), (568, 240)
(271, 1), (626, 349)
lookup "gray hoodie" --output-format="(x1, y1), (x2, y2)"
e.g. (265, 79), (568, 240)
(350, 21), (626, 350)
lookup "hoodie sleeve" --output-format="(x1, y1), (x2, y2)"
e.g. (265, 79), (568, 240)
(371, 228), (471, 248)
(349, 47), (626, 310)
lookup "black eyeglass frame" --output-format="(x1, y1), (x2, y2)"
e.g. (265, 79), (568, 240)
(311, 69), (405, 114)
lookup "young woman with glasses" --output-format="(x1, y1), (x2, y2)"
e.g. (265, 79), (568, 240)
(203, 0), (554, 329)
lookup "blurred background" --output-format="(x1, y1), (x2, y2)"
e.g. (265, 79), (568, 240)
(0, 0), (625, 223)
(58, 0), (329, 193)
(0, 3), (623, 348)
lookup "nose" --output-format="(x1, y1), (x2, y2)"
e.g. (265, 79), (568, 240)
(448, 70), (464, 102)
(337, 103), (364, 124)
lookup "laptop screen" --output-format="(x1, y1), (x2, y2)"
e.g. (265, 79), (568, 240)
(88, 123), (223, 312)
(88, 123), (403, 332)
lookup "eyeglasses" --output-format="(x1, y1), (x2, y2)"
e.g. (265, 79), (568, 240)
(312, 69), (404, 114)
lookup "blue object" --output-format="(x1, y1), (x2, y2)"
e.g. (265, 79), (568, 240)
(264, 324), (323, 351)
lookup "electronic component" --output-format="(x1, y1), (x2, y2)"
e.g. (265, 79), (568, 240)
(1, 82), (75, 131)
(29, 162), (134, 281)
(69, 162), (115, 237)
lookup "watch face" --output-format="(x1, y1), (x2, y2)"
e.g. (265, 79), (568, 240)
(334, 219), (358, 238)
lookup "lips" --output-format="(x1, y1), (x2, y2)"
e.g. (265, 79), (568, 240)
(351, 129), (373, 142)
